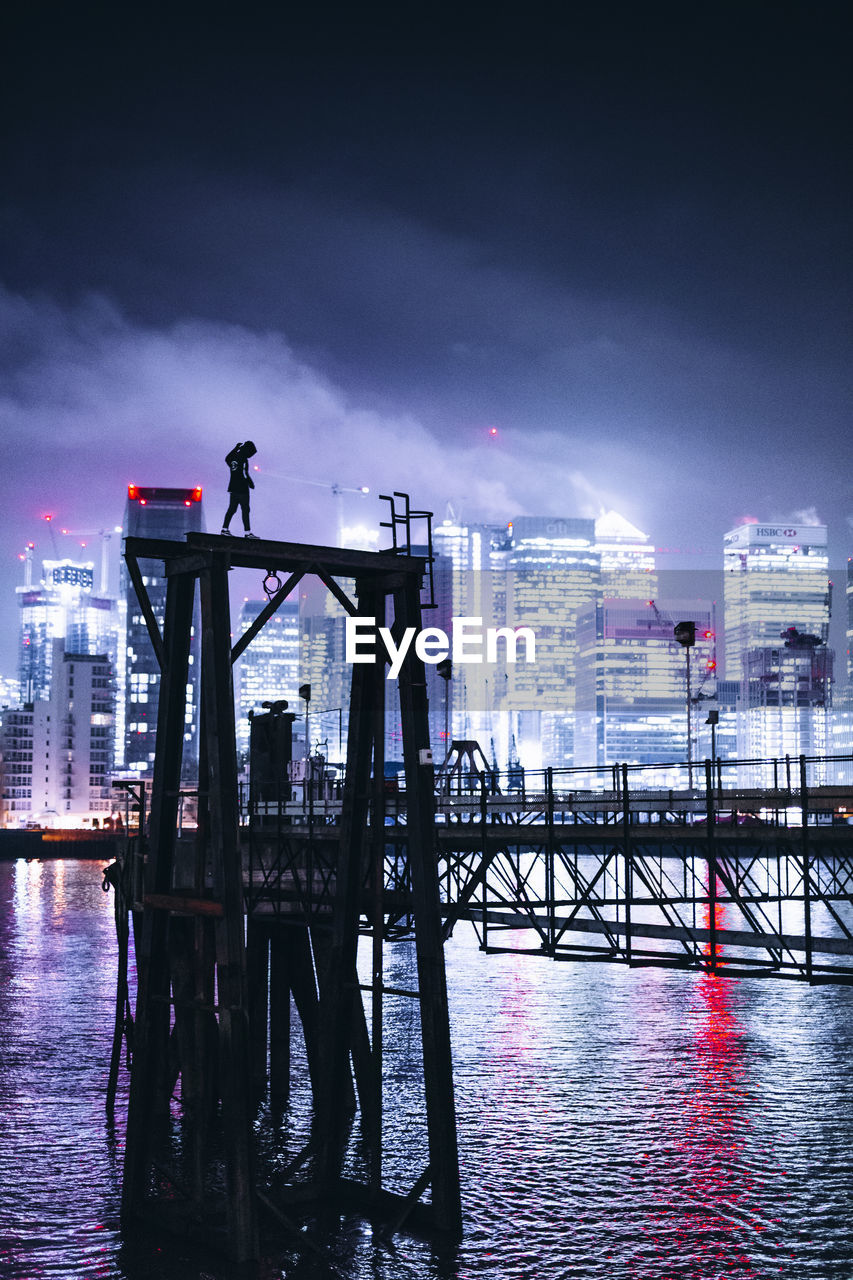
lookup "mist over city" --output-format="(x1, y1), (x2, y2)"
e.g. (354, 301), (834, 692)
(1, 5), (850, 681)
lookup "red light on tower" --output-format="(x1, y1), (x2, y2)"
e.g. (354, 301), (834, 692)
(488, 426), (498, 438)
(184, 500), (191, 507)
(139, 499), (147, 506)
(128, 485), (139, 500)
(707, 659), (717, 671)
(703, 630), (715, 639)
(192, 486), (202, 501)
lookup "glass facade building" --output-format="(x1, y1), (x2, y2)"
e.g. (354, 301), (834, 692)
(235, 598), (300, 755)
(121, 485), (204, 777)
(723, 522), (832, 762)
(17, 558), (116, 704)
(575, 597), (716, 775)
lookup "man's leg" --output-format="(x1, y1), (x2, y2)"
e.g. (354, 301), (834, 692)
(222, 494), (240, 532)
(240, 493), (251, 531)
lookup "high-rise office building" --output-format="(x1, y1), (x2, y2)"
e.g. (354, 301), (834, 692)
(0, 640), (115, 827)
(723, 522), (832, 761)
(17, 557), (117, 703)
(594, 510), (656, 597)
(724, 523), (830, 674)
(431, 517), (511, 763)
(504, 516), (600, 767)
(235, 598), (300, 755)
(429, 511), (657, 770)
(575, 597), (716, 774)
(298, 575), (351, 766)
(121, 485), (204, 776)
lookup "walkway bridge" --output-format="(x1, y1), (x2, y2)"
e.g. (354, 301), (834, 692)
(246, 757), (853, 986)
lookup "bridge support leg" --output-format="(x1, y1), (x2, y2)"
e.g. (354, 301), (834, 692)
(122, 570), (195, 1223)
(395, 576), (462, 1236)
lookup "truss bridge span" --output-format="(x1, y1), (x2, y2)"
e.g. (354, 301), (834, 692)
(246, 764), (853, 987)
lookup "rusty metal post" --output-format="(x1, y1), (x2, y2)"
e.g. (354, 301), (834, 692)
(316, 587), (380, 1188)
(394, 575), (462, 1236)
(199, 553), (258, 1262)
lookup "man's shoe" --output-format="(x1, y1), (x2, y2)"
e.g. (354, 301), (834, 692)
(244, 531), (260, 540)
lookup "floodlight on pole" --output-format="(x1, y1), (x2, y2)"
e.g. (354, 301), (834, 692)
(674, 621), (696, 787)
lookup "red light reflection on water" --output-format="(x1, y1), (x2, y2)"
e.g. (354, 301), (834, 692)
(655, 891), (765, 1277)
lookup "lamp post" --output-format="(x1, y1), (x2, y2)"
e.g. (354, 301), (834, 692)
(298, 683), (311, 812)
(705, 709), (719, 767)
(674, 621), (696, 789)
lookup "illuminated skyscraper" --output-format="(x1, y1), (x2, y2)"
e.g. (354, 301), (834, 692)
(235, 598), (300, 754)
(17, 557), (117, 703)
(723, 522), (832, 761)
(431, 516), (510, 762)
(575, 597), (716, 774)
(504, 517), (599, 767)
(429, 511), (657, 769)
(121, 485), (204, 776)
(723, 523), (830, 673)
(0, 640), (115, 827)
(594, 510), (656, 597)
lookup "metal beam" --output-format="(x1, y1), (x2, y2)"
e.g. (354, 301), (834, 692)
(124, 549), (165, 669)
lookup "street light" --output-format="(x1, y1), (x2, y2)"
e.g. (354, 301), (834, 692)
(705, 708), (719, 766)
(674, 621), (696, 788)
(298, 684), (311, 814)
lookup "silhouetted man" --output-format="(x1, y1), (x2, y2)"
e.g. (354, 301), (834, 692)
(221, 440), (259, 538)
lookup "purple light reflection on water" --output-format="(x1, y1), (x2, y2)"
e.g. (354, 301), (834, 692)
(1, 859), (852, 1280)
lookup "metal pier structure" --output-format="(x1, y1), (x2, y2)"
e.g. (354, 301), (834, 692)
(117, 521), (853, 1264)
(120, 516), (458, 1264)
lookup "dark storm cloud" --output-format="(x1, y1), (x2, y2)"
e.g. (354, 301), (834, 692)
(0, 2), (850, 673)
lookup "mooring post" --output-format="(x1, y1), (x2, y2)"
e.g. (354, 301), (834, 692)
(370, 599), (386, 1194)
(316, 586), (379, 1189)
(545, 767), (555, 957)
(269, 927), (291, 1107)
(800, 755), (812, 982)
(247, 921), (270, 1100)
(621, 763), (632, 966)
(705, 758), (717, 972)
(199, 553), (258, 1262)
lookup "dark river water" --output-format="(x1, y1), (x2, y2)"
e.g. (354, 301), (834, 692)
(1, 858), (852, 1280)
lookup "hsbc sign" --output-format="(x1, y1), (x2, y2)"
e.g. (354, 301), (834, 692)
(725, 523), (827, 548)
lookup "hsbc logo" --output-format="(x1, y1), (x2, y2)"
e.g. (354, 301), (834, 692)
(757, 527), (798, 538)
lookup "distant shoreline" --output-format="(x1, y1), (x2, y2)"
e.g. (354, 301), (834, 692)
(0, 830), (118, 861)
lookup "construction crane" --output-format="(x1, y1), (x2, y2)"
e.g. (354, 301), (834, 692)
(60, 526), (121, 594)
(251, 469), (371, 546)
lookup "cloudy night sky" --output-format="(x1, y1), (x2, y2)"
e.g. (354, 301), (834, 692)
(0, 3), (850, 671)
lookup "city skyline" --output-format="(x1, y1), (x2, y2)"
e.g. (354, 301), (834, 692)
(3, 496), (849, 684)
(0, 499), (841, 825)
(1, 5), (850, 678)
